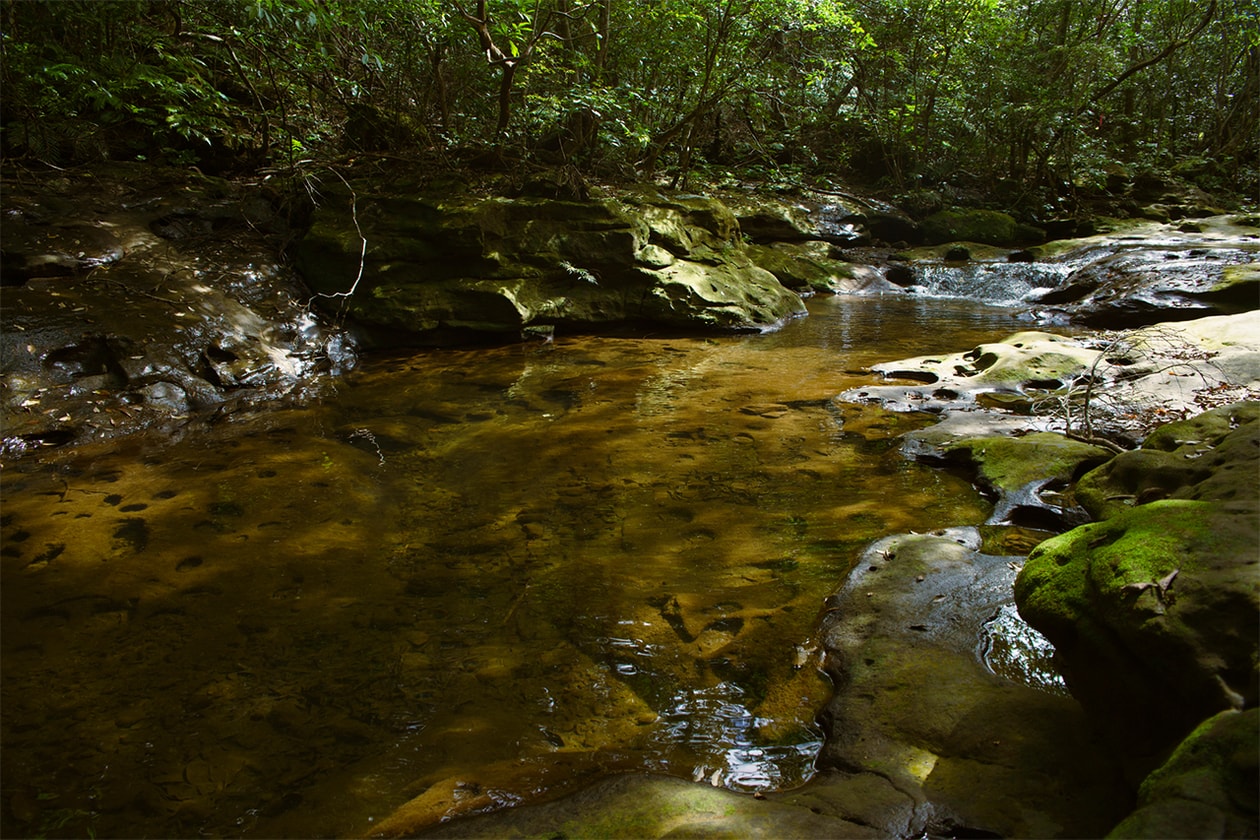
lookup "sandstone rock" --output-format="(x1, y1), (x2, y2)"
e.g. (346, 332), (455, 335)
(746, 241), (856, 293)
(405, 773), (879, 839)
(292, 182), (805, 345)
(799, 528), (1129, 838)
(722, 195), (820, 243)
(1024, 215), (1260, 328)
(0, 163), (352, 455)
(1075, 402), (1260, 520)
(1015, 423), (1259, 781)
(839, 330), (1102, 415)
(839, 313), (1260, 445)
(1108, 708), (1259, 839)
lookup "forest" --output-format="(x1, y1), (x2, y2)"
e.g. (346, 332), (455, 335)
(3, 4), (1259, 839)
(2, 0), (1257, 213)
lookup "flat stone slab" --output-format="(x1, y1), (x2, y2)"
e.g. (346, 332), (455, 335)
(375, 773), (879, 839)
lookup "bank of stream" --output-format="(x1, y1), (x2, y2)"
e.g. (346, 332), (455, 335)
(1, 295), (1043, 838)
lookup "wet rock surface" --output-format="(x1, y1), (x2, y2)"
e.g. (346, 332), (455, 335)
(841, 312), (1260, 447)
(0, 163), (354, 456)
(395, 528), (1131, 839)
(792, 528), (1130, 838)
(846, 214), (1259, 325)
(1027, 221), (1260, 328)
(405, 773), (879, 840)
(836, 323), (1258, 837)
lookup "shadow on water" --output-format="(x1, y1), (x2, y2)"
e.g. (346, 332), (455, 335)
(2, 296), (1031, 838)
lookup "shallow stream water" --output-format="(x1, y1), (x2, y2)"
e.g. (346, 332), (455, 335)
(2, 295), (1034, 838)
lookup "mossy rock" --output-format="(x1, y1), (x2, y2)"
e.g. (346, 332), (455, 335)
(747, 241), (855, 293)
(942, 432), (1113, 495)
(723, 195), (820, 242)
(1195, 262), (1260, 312)
(1108, 708), (1259, 839)
(922, 209), (1021, 246)
(291, 178), (805, 343)
(1015, 497), (1260, 777)
(1075, 402), (1260, 520)
(874, 331), (1100, 393)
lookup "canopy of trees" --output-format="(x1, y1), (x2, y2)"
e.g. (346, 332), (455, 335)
(2, 0), (1256, 209)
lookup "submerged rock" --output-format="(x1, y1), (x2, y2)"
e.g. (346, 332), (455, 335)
(291, 180), (805, 345)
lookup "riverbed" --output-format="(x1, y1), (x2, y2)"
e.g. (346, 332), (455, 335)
(2, 295), (1035, 838)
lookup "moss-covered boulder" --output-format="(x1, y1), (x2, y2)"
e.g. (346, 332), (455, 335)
(935, 432), (1112, 495)
(1075, 402), (1260, 519)
(922, 209), (1041, 246)
(1015, 469), (1259, 781)
(747, 241), (858, 293)
(721, 194), (821, 243)
(1107, 708), (1259, 839)
(292, 180), (805, 345)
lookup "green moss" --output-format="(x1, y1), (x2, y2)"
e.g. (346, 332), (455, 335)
(1075, 404), (1259, 519)
(1202, 263), (1260, 310)
(1015, 500), (1216, 639)
(747, 242), (855, 292)
(1143, 402), (1260, 452)
(1108, 709), (1260, 839)
(921, 209), (1019, 245)
(949, 432), (1112, 493)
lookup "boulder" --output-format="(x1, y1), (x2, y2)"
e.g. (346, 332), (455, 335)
(1014, 404), (1260, 779)
(922, 209), (1041, 246)
(291, 182), (805, 345)
(721, 194), (821, 243)
(746, 241), (857, 293)
(1107, 709), (1259, 839)
(903, 423), (1112, 530)
(1075, 402), (1260, 519)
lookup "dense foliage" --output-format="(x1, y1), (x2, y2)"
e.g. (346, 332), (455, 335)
(2, 0), (1256, 209)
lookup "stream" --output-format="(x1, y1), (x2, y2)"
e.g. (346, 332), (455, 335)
(3, 295), (1038, 838)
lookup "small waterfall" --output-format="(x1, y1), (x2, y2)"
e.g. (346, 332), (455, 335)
(908, 261), (1074, 305)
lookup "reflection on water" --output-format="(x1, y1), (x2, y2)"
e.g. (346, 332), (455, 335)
(1, 296), (1027, 838)
(982, 603), (1069, 695)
